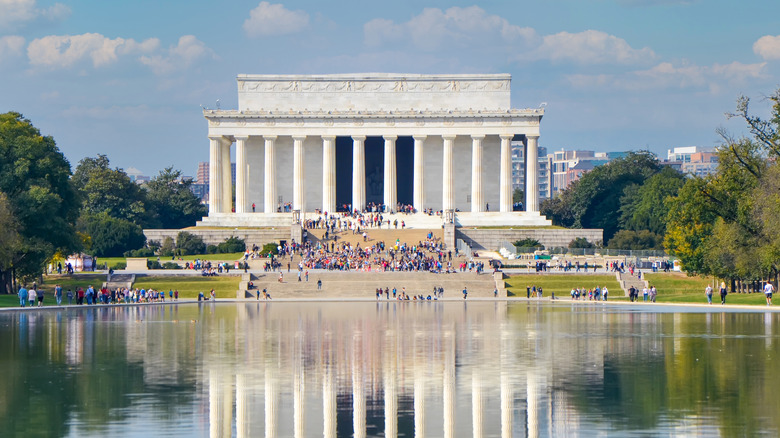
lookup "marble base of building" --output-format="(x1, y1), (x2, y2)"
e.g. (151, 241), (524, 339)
(458, 228), (604, 251)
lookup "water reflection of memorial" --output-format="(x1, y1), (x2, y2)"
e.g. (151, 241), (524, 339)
(202, 303), (600, 437)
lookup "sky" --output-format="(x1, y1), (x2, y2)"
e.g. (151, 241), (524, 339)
(1, 0), (779, 177)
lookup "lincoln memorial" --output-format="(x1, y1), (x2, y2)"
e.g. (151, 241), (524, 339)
(198, 73), (551, 228)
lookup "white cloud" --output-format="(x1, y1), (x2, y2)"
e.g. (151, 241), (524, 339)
(364, 6), (535, 51)
(0, 0), (70, 30)
(567, 60), (767, 93)
(0, 35), (25, 61)
(243, 2), (309, 37)
(530, 30), (656, 64)
(27, 33), (159, 68)
(139, 35), (216, 75)
(753, 35), (780, 61)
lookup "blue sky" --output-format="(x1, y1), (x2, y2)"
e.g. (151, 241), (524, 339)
(1, 0), (779, 177)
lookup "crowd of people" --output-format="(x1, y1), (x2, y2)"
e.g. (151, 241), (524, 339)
(16, 283), (185, 307)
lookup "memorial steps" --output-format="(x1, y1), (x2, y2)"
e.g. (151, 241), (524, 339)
(237, 270), (505, 299)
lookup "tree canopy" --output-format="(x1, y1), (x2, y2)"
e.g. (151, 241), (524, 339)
(0, 112), (80, 292)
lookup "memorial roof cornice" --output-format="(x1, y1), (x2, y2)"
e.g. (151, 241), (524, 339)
(203, 108), (543, 119)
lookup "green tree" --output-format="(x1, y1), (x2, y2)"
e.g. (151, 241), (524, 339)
(540, 195), (575, 227)
(217, 236), (246, 253)
(0, 112), (80, 292)
(144, 167), (207, 229)
(81, 213), (146, 257)
(569, 237), (595, 249)
(72, 154), (148, 225)
(512, 188), (524, 206)
(176, 231), (206, 255)
(619, 166), (685, 236)
(608, 230), (663, 250)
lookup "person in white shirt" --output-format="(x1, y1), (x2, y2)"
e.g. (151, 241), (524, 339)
(642, 287), (649, 302)
(764, 282), (774, 306)
(602, 286), (608, 301)
(705, 284), (713, 304)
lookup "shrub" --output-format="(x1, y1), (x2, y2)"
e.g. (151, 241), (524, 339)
(217, 236), (246, 253)
(112, 262), (127, 270)
(162, 262), (181, 270)
(514, 238), (544, 249)
(607, 229), (663, 250)
(261, 242), (279, 256)
(82, 213), (146, 257)
(123, 247), (154, 257)
(147, 260), (162, 269)
(206, 245), (218, 254)
(569, 237), (595, 249)
(177, 231), (206, 255)
(159, 236), (176, 257)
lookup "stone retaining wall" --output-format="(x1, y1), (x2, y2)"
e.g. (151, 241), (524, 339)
(143, 228), (290, 247)
(457, 228), (603, 251)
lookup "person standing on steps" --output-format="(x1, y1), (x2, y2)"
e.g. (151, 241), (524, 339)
(317, 279), (322, 290)
(494, 288), (498, 298)
(462, 286), (468, 300)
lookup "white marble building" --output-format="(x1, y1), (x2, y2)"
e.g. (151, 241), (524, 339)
(199, 73), (551, 227)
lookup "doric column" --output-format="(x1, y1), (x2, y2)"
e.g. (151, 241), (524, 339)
(442, 135), (456, 212)
(471, 135), (485, 213)
(499, 134), (513, 212)
(293, 135), (306, 212)
(235, 136), (249, 214)
(208, 136), (223, 215)
(322, 135), (336, 214)
(264, 136), (277, 214)
(526, 135), (540, 213)
(352, 136), (366, 212)
(413, 135), (426, 212)
(383, 135), (397, 212)
(221, 138), (232, 213)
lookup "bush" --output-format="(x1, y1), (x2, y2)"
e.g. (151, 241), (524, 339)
(82, 213), (146, 257)
(607, 229), (663, 250)
(112, 262), (127, 270)
(514, 238), (544, 249)
(147, 260), (162, 269)
(159, 236), (176, 257)
(162, 262), (181, 270)
(124, 247), (154, 257)
(206, 245), (218, 254)
(147, 240), (161, 253)
(569, 237), (595, 249)
(177, 231), (206, 255)
(217, 236), (246, 253)
(261, 242), (279, 256)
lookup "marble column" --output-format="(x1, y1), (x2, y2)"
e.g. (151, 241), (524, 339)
(264, 136), (277, 214)
(499, 134), (513, 213)
(471, 135), (485, 213)
(293, 135), (306, 212)
(525, 135), (540, 213)
(322, 136), (336, 214)
(208, 136), (223, 215)
(352, 136), (366, 212)
(383, 135), (397, 212)
(221, 139), (232, 213)
(413, 135), (426, 213)
(442, 135), (456, 212)
(235, 136), (249, 214)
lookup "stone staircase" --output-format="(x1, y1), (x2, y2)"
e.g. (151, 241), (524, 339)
(305, 228), (444, 249)
(104, 273), (135, 290)
(236, 270), (503, 299)
(616, 271), (648, 296)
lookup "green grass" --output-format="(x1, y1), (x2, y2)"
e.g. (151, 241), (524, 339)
(132, 276), (240, 299)
(97, 253), (247, 269)
(644, 272), (713, 294)
(506, 274), (621, 297)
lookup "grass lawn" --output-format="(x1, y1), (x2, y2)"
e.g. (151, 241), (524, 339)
(506, 274), (621, 298)
(132, 276), (240, 299)
(97, 253), (247, 269)
(644, 272), (713, 294)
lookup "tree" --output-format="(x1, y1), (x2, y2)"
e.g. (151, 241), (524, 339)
(217, 236), (246, 254)
(80, 213), (146, 257)
(144, 167), (207, 229)
(0, 112), (80, 292)
(176, 231), (206, 255)
(72, 154), (148, 225)
(619, 166), (685, 236)
(608, 230), (663, 250)
(540, 196), (575, 227)
(569, 237), (595, 249)
(514, 238), (543, 249)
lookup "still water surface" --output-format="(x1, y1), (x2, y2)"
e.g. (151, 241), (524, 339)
(1, 302), (779, 437)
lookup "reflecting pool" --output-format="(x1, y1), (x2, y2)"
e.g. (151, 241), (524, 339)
(1, 302), (779, 437)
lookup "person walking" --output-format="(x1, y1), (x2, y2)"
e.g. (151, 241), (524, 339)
(764, 281), (774, 306)
(18, 285), (28, 308)
(66, 289), (74, 305)
(317, 279), (322, 290)
(719, 282), (728, 305)
(28, 286), (36, 307)
(54, 284), (62, 306)
(705, 284), (713, 305)
(462, 286), (468, 300)
(603, 286), (608, 301)
(36, 288), (45, 307)
(494, 288), (498, 298)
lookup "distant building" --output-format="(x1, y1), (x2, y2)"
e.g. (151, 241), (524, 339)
(191, 162), (236, 204)
(196, 162), (209, 185)
(126, 166), (147, 183)
(511, 142), (549, 203)
(666, 146), (718, 177)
